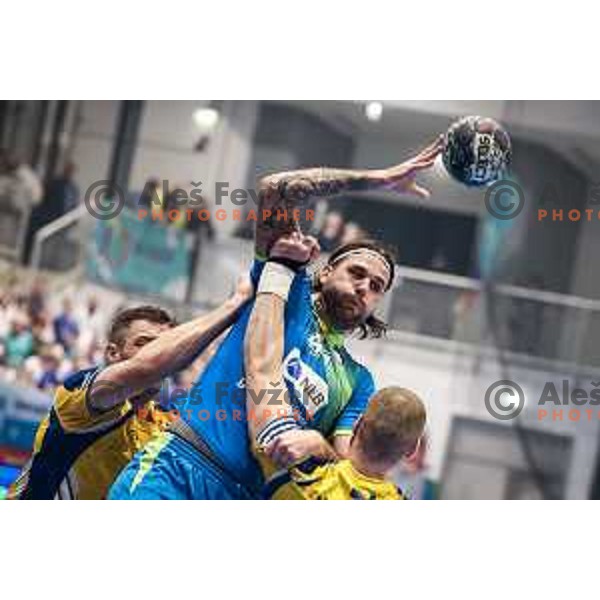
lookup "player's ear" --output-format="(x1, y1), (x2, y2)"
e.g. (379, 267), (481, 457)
(104, 342), (121, 364)
(316, 264), (333, 289)
(403, 434), (423, 461)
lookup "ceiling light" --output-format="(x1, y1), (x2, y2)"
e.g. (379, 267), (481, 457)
(365, 101), (383, 122)
(193, 107), (220, 132)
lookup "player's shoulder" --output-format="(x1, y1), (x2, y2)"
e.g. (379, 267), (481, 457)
(56, 366), (100, 410)
(335, 459), (404, 500)
(55, 365), (124, 432)
(262, 456), (332, 499)
(61, 366), (100, 393)
(338, 340), (370, 371)
(339, 348), (375, 388)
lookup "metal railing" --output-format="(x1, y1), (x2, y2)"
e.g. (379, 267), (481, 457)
(386, 264), (600, 369)
(29, 204), (88, 274)
(21, 216), (600, 370)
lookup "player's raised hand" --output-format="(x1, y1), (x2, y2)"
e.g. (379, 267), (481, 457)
(270, 232), (320, 266)
(378, 135), (444, 199)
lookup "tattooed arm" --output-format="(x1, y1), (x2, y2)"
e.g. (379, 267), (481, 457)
(255, 136), (444, 257)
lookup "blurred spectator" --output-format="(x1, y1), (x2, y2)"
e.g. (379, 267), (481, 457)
(24, 162), (80, 264)
(53, 298), (79, 355)
(317, 211), (346, 252)
(17, 161), (44, 207)
(0, 290), (23, 339)
(4, 315), (34, 368)
(0, 149), (14, 207)
(185, 193), (214, 239)
(34, 345), (63, 391)
(164, 182), (189, 228)
(0, 149), (43, 211)
(27, 278), (47, 322)
(138, 177), (163, 210)
(75, 295), (104, 356)
(0, 280), (106, 392)
(31, 316), (53, 352)
(340, 221), (367, 245)
(45, 161), (79, 215)
(184, 193), (215, 302)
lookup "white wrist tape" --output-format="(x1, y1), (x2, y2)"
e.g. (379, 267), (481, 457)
(257, 261), (296, 302)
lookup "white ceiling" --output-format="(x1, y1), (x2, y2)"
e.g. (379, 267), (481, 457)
(281, 100), (600, 178)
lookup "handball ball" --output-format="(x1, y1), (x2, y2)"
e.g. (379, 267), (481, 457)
(442, 116), (512, 187)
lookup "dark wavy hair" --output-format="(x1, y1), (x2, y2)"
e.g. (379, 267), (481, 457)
(313, 239), (397, 339)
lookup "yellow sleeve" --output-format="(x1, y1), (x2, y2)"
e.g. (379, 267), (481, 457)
(32, 416), (50, 453)
(54, 371), (127, 433)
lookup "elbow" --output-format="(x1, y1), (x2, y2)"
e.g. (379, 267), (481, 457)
(244, 356), (269, 389)
(258, 173), (291, 202)
(258, 174), (280, 193)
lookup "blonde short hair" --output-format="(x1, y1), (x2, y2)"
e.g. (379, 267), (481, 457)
(356, 387), (426, 465)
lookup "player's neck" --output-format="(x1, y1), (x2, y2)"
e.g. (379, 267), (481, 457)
(348, 446), (388, 481)
(313, 294), (346, 336)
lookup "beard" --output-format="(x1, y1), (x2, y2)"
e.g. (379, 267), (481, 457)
(319, 286), (367, 332)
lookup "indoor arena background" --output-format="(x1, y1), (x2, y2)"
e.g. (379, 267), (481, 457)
(2, 99), (600, 500)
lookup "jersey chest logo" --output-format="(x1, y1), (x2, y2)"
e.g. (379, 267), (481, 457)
(282, 348), (329, 415)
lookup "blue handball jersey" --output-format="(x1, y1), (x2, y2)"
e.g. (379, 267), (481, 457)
(178, 260), (375, 494)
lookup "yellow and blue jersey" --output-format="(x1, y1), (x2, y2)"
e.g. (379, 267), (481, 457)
(262, 457), (404, 500)
(8, 367), (175, 500)
(178, 260), (375, 497)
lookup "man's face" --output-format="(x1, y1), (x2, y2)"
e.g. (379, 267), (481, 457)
(317, 252), (390, 331)
(106, 319), (172, 364)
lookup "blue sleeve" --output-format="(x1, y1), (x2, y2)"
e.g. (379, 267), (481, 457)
(333, 366), (375, 436)
(250, 259), (311, 301)
(250, 258), (265, 286)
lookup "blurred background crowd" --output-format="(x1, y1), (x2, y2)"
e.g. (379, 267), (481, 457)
(0, 278), (104, 392)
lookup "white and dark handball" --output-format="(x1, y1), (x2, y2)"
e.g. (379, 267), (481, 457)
(442, 116), (512, 187)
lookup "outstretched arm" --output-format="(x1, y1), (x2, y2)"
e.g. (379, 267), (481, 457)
(255, 136), (443, 256)
(89, 278), (253, 412)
